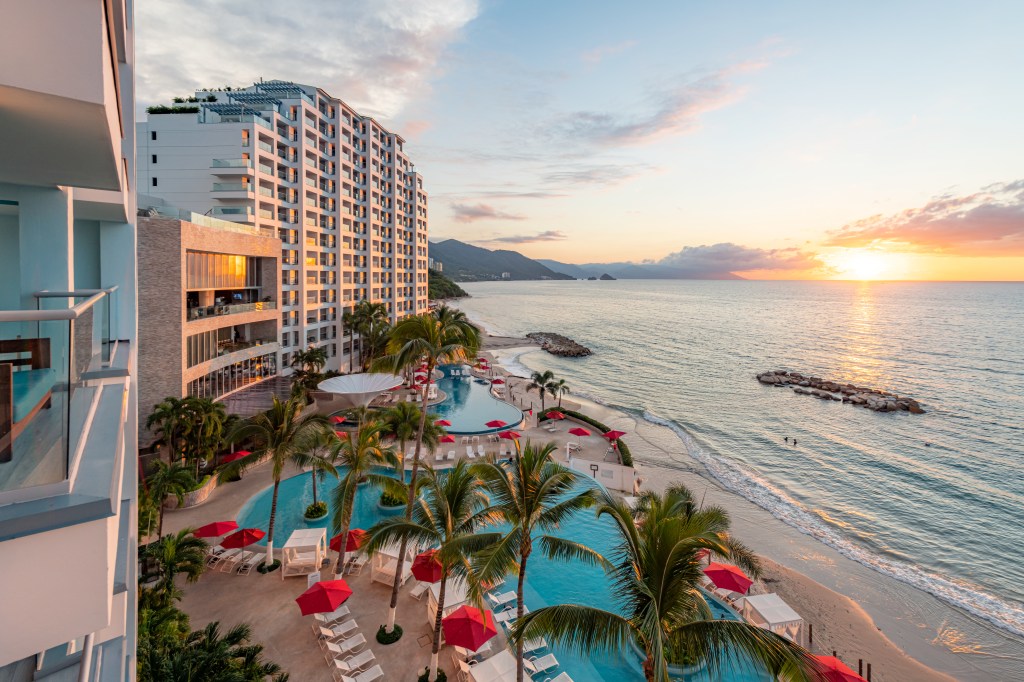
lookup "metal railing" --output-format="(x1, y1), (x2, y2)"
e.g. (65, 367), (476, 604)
(187, 300), (277, 321)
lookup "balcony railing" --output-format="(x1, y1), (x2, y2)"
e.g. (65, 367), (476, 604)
(212, 182), (252, 193)
(187, 300), (277, 321)
(211, 158), (253, 168)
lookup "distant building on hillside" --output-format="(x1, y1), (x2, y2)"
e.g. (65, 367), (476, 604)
(429, 256), (443, 272)
(137, 80), (429, 374)
(501, 272), (511, 280)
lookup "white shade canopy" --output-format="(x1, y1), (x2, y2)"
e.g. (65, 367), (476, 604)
(737, 593), (805, 646)
(317, 373), (404, 408)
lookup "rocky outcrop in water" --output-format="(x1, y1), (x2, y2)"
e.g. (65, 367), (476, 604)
(756, 370), (925, 413)
(526, 332), (593, 357)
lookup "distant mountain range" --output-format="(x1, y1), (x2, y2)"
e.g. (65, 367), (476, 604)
(430, 239), (746, 281)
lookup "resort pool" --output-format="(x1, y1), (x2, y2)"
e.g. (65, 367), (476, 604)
(236, 472), (770, 682)
(430, 364), (523, 435)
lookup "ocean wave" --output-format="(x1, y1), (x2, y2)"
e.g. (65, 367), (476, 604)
(636, 409), (1024, 639)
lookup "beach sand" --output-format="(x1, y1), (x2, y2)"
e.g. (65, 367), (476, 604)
(479, 334), (956, 682)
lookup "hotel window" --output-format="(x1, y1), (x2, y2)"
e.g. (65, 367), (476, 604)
(152, 177), (158, 186)
(151, 154), (157, 164)
(151, 131), (157, 140)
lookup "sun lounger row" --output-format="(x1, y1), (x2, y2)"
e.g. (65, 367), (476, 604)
(206, 546), (265, 574)
(315, 617), (383, 682)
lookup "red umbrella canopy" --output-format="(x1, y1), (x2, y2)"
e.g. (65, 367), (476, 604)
(442, 605), (497, 651)
(221, 528), (265, 549)
(703, 562), (753, 594)
(811, 656), (867, 682)
(411, 549), (444, 583)
(330, 529), (368, 553)
(546, 411), (566, 420)
(603, 430), (627, 441)
(192, 520), (239, 538)
(485, 420), (508, 428)
(221, 450), (251, 463)
(498, 431), (521, 441)
(440, 434), (456, 443)
(568, 427), (591, 437)
(295, 579), (353, 616)
(330, 415), (347, 424)
(435, 419), (452, 427)
(491, 378), (505, 385)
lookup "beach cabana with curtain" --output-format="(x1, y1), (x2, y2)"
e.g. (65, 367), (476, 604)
(370, 542), (415, 587)
(280, 528), (327, 579)
(737, 593), (805, 646)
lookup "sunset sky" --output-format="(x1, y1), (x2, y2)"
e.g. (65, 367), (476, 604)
(137, 1), (1024, 280)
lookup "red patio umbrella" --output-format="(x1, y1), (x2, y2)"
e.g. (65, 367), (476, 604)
(703, 562), (753, 594)
(330, 415), (346, 424)
(568, 427), (591, 437)
(603, 430), (627, 441)
(434, 419), (452, 427)
(440, 434), (456, 443)
(192, 520), (238, 538)
(411, 549), (443, 583)
(498, 431), (521, 441)
(491, 378), (505, 385)
(330, 528), (368, 553)
(221, 450), (251, 464)
(295, 579), (353, 616)
(546, 411), (566, 420)
(485, 420), (508, 428)
(810, 656), (867, 682)
(442, 605), (497, 651)
(221, 528), (265, 549)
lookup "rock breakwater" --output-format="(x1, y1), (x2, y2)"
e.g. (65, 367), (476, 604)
(756, 370), (925, 413)
(526, 332), (592, 357)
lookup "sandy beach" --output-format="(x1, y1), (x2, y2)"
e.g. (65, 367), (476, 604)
(478, 332), (958, 682)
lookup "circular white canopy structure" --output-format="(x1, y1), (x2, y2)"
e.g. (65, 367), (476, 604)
(317, 373), (404, 409)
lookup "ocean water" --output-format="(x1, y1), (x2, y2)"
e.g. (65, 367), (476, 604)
(453, 279), (1024, 676)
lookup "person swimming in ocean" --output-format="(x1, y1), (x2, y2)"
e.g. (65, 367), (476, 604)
(784, 437), (789, 443)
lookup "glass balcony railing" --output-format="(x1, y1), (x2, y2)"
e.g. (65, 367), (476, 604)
(211, 158), (253, 168)
(0, 288), (117, 496)
(212, 182), (252, 193)
(186, 300), (277, 321)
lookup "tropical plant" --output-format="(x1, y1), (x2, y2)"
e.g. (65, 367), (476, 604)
(527, 370), (555, 413)
(142, 618), (289, 682)
(290, 346), (329, 396)
(350, 300), (389, 369)
(307, 430), (339, 511)
(472, 442), (605, 681)
(141, 528), (208, 600)
(366, 462), (499, 679)
(329, 419), (400, 575)
(219, 396), (334, 567)
(548, 378), (571, 408)
(139, 486), (160, 542)
(148, 460), (196, 538)
(360, 317), (393, 371)
(379, 402), (443, 460)
(370, 304), (480, 634)
(510, 485), (817, 682)
(147, 396), (190, 461)
(181, 397), (228, 478)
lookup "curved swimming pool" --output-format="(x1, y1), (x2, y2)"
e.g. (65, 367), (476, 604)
(430, 364), (523, 435)
(236, 471), (769, 682)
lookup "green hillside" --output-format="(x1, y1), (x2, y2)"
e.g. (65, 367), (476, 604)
(428, 268), (469, 300)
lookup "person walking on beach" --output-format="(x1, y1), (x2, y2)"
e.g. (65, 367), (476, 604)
(784, 436), (789, 444)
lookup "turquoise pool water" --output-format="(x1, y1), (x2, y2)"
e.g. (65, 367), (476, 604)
(430, 364), (523, 435)
(236, 472), (770, 681)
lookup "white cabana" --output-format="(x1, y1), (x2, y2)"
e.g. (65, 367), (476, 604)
(736, 593), (805, 646)
(280, 528), (327, 579)
(469, 650), (518, 682)
(427, 577), (470, 625)
(318, 373), (404, 409)
(370, 542), (415, 587)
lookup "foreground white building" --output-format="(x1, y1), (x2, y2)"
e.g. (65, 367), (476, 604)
(138, 81), (430, 374)
(0, 1), (138, 679)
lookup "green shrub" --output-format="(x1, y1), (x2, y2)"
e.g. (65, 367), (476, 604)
(376, 623), (403, 644)
(256, 559), (280, 574)
(187, 475), (211, 493)
(543, 408), (634, 467)
(418, 667), (447, 682)
(379, 491), (405, 507)
(146, 104), (200, 115)
(304, 501), (328, 519)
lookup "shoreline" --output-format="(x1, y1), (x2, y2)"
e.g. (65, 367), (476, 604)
(476, 331), (959, 682)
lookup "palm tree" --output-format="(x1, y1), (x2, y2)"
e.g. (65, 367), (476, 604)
(142, 528), (208, 600)
(472, 442), (606, 682)
(360, 318), (393, 371)
(181, 397), (227, 479)
(148, 460), (196, 539)
(290, 346), (328, 375)
(548, 378), (571, 408)
(329, 419), (400, 575)
(154, 621), (289, 682)
(147, 396), (190, 462)
(510, 485), (817, 682)
(370, 304), (480, 634)
(379, 402), (444, 460)
(527, 370), (555, 413)
(220, 396), (335, 567)
(351, 300), (389, 369)
(307, 430), (339, 512)
(365, 462), (500, 680)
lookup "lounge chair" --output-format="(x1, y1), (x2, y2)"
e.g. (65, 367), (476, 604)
(471, 435), (480, 444)
(323, 634), (366, 658)
(345, 552), (369, 576)
(331, 649), (376, 676)
(525, 653), (559, 675)
(339, 664), (384, 682)
(447, 450), (456, 461)
(207, 547), (238, 568)
(0, 338), (55, 463)
(543, 673), (574, 682)
(466, 445), (475, 459)
(460, 436), (469, 445)
(219, 550), (250, 572)
(409, 581), (429, 600)
(495, 606), (528, 625)
(314, 606), (351, 625)
(435, 451), (445, 462)
(524, 637), (547, 653)
(237, 552), (265, 575)
(206, 544), (226, 565)
(476, 444), (486, 458)
(322, 619), (358, 640)
(486, 590), (517, 610)
(456, 660), (475, 682)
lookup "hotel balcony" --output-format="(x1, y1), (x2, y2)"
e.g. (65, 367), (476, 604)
(186, 299), (277, 321)
(212, 181), (254, 199)
(210, 158), (254, 176)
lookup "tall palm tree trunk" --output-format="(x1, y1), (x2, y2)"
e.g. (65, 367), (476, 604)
(157, 502), (165, 540)
(334, 501), (353, 577)
(515, 539), (531, 682)
(311, 469), (319, 506)
(266, 478), (280, 565)
(384, 371), (430, 632)
(429, 573), (448, 680)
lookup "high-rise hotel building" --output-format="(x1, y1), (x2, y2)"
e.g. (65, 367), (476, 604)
(137, 81), (429, 375)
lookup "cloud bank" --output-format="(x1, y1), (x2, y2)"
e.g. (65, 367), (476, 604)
(136, 0), (479, 119)
(450, 203), (526, 223)
(482, 230), (567, 245)
(658, 243), (821, 276)
(826, 181), (1024, 256)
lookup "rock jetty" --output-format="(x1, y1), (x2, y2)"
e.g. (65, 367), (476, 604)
(756, 370), (925, 413)
(526, 332), (592, 357)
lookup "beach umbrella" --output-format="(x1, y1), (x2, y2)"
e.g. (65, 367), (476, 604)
(221, 528), (265, 549)
(435, 419), (452, 427)
(498, 431), (522, 441)
(810, 656), (867, 682)
(330, 529), (368, 553)
(485, 420), (508, 428)
(440, 434), (456, 443)
(442, 606), (497, 651)
(703, 562), (753, 594)
(192, 520), (238, 538)
(295, 579), (353, 616)
(568, 427), (591, 437)
(221, 450), (251, 464)
(330, 415), (346, 424)
(603, 430), (627, 441)
(491, 378), (505, 385)
(546, 411), (566, 420)
(411, 549), (443, 583)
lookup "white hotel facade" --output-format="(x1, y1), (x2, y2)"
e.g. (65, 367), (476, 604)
(138, 81), (430, 375)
